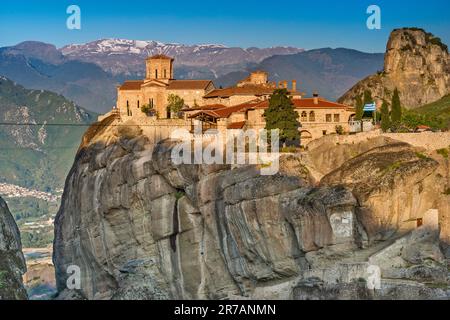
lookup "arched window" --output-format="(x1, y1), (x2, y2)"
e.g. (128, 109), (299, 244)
(301, 111), (307, 122)
(309, 111), (316, 122)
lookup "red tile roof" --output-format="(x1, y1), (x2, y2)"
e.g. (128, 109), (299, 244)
(227, 121), (247, 130)
(204, 85), (275, 98)
(188, 100), (263, 119)
(204, 85), (302, 98)
(167, 80), (213, 90)
(292, 98), (354, 109)
(119, 80), (144, 91)
(251, 98), (354, 110)
(190, 98), (354, 120)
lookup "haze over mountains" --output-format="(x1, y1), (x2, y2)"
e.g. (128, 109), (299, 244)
(0, 39), (384, 113)
(0, 76), (95, 192)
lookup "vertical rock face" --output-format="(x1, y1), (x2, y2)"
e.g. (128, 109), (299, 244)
(53, 120), (450, 300)
(0, 197), (27, 300)
(339, 28), (450, 108)
(53, 130), (360, 300)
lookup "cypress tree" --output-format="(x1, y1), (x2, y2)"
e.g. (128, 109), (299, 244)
(264, 89), (300, 146)
(355, 95), (364, 120)
(380, 100), (391, 132)
(363, 89), (373, 105)
(391, 88), (402, 124)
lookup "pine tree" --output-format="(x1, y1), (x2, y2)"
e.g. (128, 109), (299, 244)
(264, 89), (300, 146)
(380, 100), (391, 132)
(391, 88), (402, 124)
(355, 95), (364, 120)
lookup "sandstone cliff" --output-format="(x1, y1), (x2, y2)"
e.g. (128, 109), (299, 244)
(0, 197), (28, 300)
(53, 121), (450, 300)
(339, 28), (450, 109)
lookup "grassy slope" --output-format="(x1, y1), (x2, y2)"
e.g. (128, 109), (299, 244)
(415, 94), (450, 126)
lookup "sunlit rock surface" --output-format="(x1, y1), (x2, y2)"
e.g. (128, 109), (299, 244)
(53, 118), (449, 300)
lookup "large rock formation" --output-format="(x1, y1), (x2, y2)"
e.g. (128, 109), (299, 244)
(0, 197), (27, 300)
(53, 123), (360, 300)
(321, 142), (447, 242)
(339, 28), (450, 109)
(53, 120), (450, 300)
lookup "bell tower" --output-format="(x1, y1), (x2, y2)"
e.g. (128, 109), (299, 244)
(146, 54), (174, 82)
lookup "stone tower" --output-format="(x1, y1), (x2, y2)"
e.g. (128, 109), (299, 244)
(146, 54), (174, 82)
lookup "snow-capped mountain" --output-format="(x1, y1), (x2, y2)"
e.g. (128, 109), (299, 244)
(61, 39), (304, 77)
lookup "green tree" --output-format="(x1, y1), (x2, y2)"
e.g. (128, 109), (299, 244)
(363, 89), (373, 105)
(141, 104), (153, 115)
(391, 88), (402, 124)
(380, 100), (391, 132)
(167, 94), (185, 117)
(264, 89), (300, 146)
(355, 95), (364, 120)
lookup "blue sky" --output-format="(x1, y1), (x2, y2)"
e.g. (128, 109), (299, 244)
(0, 0), (449, 52)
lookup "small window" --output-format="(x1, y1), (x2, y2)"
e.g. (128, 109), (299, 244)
(155, 69), (158, 79)
(301, 111), (307, 122)
(326, 114), (332, 122)
(164, 69), (167, 78)
(309, 111), (316, 122)
(334, 114), (340, 122)
(137, 100), (140, 109)
(322, 130), (327, 136)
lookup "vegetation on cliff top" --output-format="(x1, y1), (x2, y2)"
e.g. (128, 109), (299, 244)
(394, 28), (448, 52)
(415, 95), (450, 127)
(264, 89), (300, 146)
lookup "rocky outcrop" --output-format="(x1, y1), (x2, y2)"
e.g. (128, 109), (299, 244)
(53, 123), (364, 300)
(0, 197), (27, 300)
(53, 120), (450, 300)
(339, 28), (450, 109)
(321, 142), (447, 242)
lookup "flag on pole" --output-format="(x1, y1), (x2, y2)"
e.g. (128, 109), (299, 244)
(364, 103), (376, 112)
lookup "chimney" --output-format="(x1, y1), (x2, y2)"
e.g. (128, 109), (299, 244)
(292, 80), (297, 92)
(313, 91), (319, 105)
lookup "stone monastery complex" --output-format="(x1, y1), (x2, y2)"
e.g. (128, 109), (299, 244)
(107, 54), (358, 144)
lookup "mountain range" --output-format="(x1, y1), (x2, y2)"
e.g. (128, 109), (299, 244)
(0, 39), (384, 113)
(0, 76), (95, 191)
(215, 48), (385, 100)
(61, 39), (304, 78)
